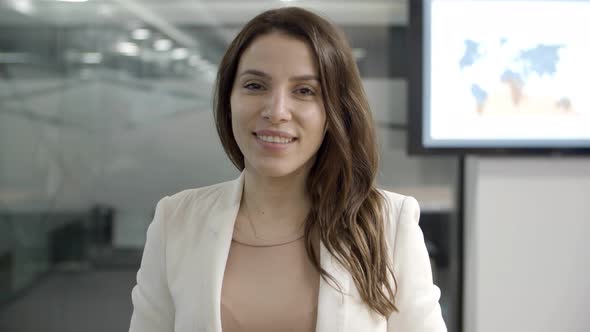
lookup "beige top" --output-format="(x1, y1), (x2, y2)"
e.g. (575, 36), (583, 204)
(221, 225), (320, 332)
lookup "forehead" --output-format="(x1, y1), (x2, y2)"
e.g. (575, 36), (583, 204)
(236, 32), (319, 76)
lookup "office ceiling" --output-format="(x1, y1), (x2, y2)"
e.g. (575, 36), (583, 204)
(0, 0), (408, 26)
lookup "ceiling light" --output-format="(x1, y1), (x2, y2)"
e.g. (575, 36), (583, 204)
(81, 53), (103, 64)
(171, 48), (188, 60)
(116, 42), (139, 56)
(154, 39), (172, 51)
(132, 28), (151, 40)
(56, 0), (89, 2)
(11, 0), (34, 15)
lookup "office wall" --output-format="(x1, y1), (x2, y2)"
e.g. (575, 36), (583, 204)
(464, 157), (590, 332)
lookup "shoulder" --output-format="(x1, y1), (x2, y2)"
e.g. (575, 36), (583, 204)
(376, 189), (421, 248)
(151, 177), (241, 240)
(157, 178), (238, 215)
(377, 188), (420, 224)
(150, 177), (241, 254)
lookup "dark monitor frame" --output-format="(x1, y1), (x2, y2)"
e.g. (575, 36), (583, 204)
(407, 0), (590, 156)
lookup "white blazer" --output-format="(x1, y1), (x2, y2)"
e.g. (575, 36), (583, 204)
(129, 172), (447, 332)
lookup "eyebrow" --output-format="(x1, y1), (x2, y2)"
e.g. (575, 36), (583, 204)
(238, 69), (319, 82)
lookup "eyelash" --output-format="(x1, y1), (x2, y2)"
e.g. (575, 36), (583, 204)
(297, 87), (315, 96)
(243, 83), (316, 96)
(244, 82), (264, 91)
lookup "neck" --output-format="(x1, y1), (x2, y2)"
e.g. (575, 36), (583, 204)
(241, 167), (311, 234)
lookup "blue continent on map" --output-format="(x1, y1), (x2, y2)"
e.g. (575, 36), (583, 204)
(471, 84), (487, 104)
(518, 44), (563, 77)
(500, 70), (524, 86)
(459, 40), (565, 113)
(459, 39), (481, 69)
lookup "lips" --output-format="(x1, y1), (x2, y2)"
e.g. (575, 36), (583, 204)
(253, 130), (297, 140)
(252, 129), (297, 150)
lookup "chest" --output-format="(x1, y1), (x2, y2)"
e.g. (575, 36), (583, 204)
(220, 236), (320, 331)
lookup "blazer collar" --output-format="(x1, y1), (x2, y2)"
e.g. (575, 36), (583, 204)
(204, 171), (350, 332)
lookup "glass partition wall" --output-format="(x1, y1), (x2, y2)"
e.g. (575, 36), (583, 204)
(0, 0), (220, 301)
(0, 1), (461, 331)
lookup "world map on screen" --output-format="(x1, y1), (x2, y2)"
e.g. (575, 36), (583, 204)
(459, 39), (574, 115)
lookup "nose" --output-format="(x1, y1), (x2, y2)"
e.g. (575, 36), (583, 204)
(261, 88), (292, 124)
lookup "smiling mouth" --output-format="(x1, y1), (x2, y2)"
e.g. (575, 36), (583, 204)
(252, 132), (297, 144)
(253, 133), (297, 144)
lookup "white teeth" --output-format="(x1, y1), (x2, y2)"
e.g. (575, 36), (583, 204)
(258, 135), (294, 144)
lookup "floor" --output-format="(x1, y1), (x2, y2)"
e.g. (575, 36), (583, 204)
(0, 269), (137, 332)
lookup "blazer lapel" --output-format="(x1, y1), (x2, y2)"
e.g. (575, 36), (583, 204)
(201, 172), (244, 332)
(316, 240), (350, 332)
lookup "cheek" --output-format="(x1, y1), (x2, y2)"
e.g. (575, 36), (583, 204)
(319, 110), (327, 134)
(229, 93), (239, 119)
(230, 95), (245, 130)
(308, 109), (327, 140)
(230, 94), (257, 122)
(229, 98), (245, 147)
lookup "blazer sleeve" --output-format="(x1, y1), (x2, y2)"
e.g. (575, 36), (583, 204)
(387, 196), (447, 332)
(129, 196), (175, 332)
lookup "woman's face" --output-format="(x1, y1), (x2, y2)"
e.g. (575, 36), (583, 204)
(230, 32), (327, 178)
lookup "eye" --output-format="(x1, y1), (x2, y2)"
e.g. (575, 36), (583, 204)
(295, 87), (316, 96)
(244, 82), (265, 91)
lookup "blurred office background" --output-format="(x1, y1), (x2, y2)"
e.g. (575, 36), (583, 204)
(0, 0), (461, 331)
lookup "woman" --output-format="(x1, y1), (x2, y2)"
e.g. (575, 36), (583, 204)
(129, 7), (446, 332)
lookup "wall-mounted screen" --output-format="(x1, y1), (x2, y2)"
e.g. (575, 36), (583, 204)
(409, 0), (590, 154)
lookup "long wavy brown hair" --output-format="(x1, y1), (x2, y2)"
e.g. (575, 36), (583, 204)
(213, 7), (397, 317)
